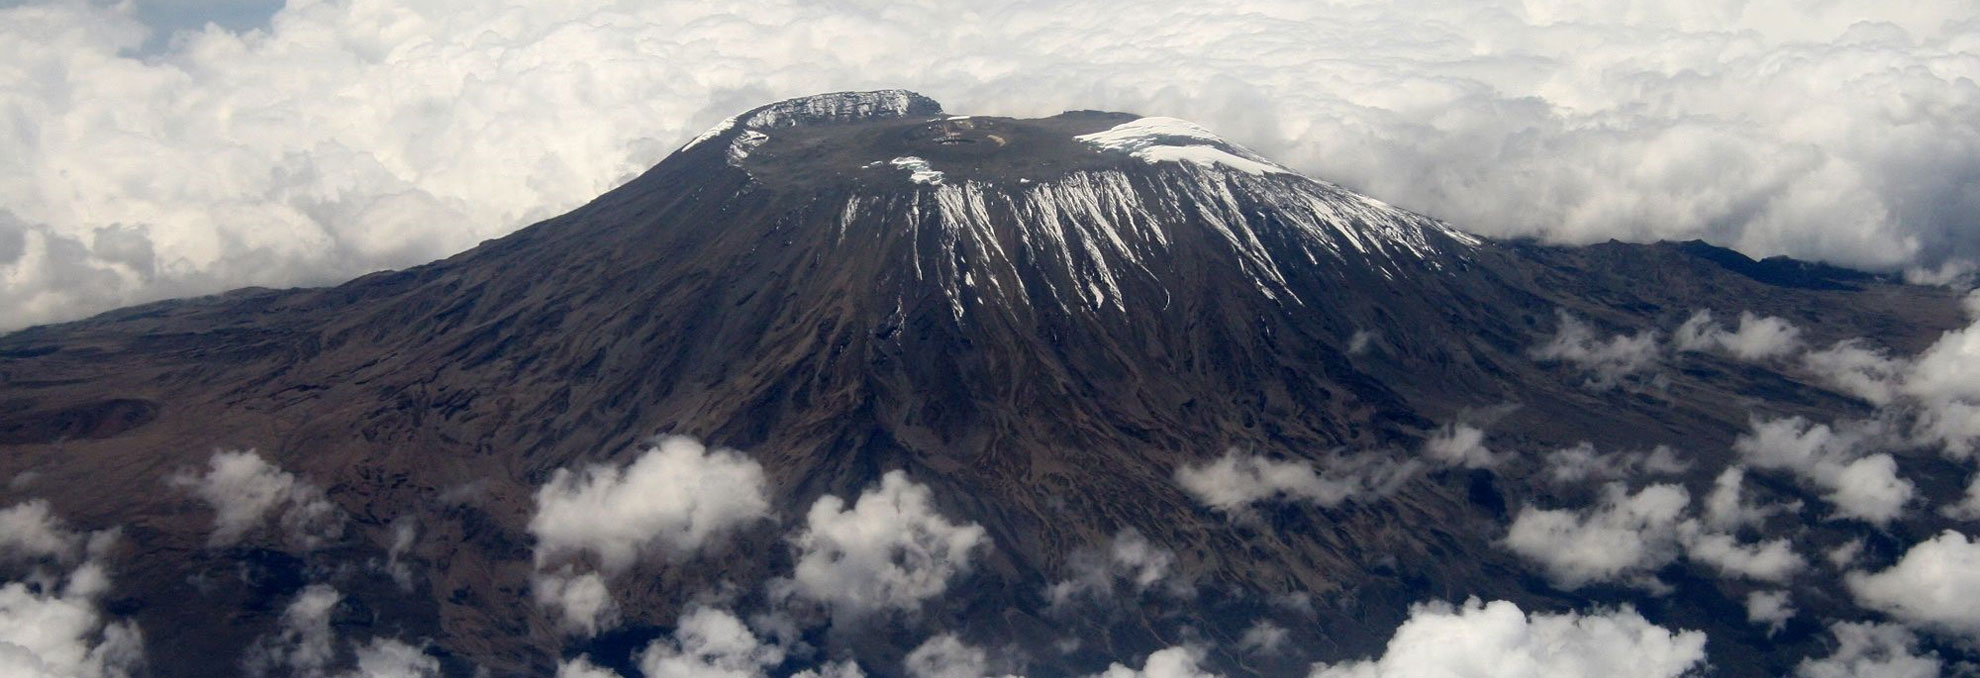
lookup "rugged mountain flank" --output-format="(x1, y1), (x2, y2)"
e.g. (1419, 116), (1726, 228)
(0, 90), (1970, 677)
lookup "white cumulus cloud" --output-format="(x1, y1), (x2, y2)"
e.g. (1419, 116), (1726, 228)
(1674, 310), (1803, 361)
(245, 584), (440, 678)
(781, 471), (988, 619)
(1733, 417), (1912, 524)
(1531, 313), (1663, 388)
(1306, 598), (1706, 678)
(1503, 481), (1806, 588)
(1501, 483), (1690, 590)
(529, 436), (771, 571)
(1744, 590), (1793, 636)
(1046, 529), (1187, 608)
(0, 501), (145, 678)
(1796, 622), (1940, 678)
(169, 449), (344, 550)
(1845, 530), (1980, 640)
(1174, 451), (1420, 513)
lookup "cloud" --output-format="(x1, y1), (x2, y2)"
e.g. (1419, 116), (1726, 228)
(1796, 622), (1940, 678)
(1744, 590), (1793, 636)
(5, 1), (1979, 330)
(1174, 451), (1419, 513)
(0, 501), (145, 678)
(1306, 598), (1706, 678)
(169, 449), (344, 549)
(382, 518), (418, 592)
(525, 437), (769, 635)
(1090, 646), (1215, 678)
(1238, 621), (1288, 655)
(638, 606), (786, 678)
(557, 657), (624, 678)
(245, 585), (342, 677)
(1046, 529), (1187, 608)
(1422, 423), (1496, 469)
(1699, 467), (1794, 530)
(780, 471), (988, 619)
(529, 436), (770, 572)
(1900, 295), (1980, 456)
(533, 568), (618, 636)
(0, 499), (85, 562)
(348, 639), (441, 678)
(1545, 442), (1689, 485)
(1531, 313), (1663, 388)
(245, 584), (441, 678)
(1503, 481), (1806, 588)
(1801, 340), (1907, 406)
(1845, 530), (1980, 640)
(1946, 476), (1980, 520)
(1733, 417), (1912, 524)
(1678, 529), (1805, 584)
(1501, 483), (1690, 590)
(562, 605), (869, 678)
(903, 634), (995, 678)
(1674, 310), (1803, 361)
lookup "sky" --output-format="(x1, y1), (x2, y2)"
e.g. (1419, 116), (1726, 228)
(1, 0), (1977, 330)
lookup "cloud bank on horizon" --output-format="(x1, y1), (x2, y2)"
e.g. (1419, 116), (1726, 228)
(2, 0), (1977, 329)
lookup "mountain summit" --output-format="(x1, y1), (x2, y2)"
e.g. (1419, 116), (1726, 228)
(0, 91), (1973, 677)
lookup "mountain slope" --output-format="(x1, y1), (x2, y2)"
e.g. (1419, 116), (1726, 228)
(0, 90), (1971, 677)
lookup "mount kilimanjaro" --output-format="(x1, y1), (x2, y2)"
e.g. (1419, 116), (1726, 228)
(1, 90), (1975, 677)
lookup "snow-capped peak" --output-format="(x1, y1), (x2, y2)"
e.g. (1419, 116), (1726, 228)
(1075, 117), (1289, 175)
(743, 89), (943, 129)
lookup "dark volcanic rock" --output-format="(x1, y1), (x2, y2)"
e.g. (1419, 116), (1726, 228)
(0, 90), (1969, 677)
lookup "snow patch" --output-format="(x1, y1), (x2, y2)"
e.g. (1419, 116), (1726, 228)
(1076, 117), (1288, 175)
(890, 157), (944, 185)
(680, 115), (737, 152)
(727, 130), (769, 165)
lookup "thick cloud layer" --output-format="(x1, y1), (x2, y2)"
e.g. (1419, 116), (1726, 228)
(3, 0), (1977, 330)
(1306, 598), (1707, 678)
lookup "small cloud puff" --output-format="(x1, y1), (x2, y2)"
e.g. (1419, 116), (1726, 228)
(780, 471), (988, 619)
(1795, 622), (1940, 678)
(169, 450), (344, 550)
(1674, 310), (1803, 361)
(1174, 451), (1419, 513)
(529, 436), (771, 572)
(1045, 528), (1188, 608)
(1530, 313), (1663, 389)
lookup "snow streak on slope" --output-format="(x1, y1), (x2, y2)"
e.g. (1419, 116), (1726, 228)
(840, 163), (1478, 321)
